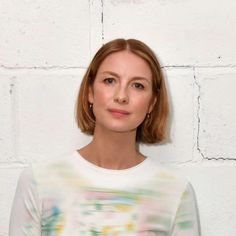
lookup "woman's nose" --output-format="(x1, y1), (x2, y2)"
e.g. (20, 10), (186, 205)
(114, 86), (129, 104)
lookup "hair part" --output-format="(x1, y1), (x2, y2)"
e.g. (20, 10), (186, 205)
(75, 38), (169, 144)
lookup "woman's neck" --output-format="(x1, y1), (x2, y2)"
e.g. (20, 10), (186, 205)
(78, 127), (146, 170)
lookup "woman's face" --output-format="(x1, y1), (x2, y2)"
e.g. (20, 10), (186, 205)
(88, 50), (156, 134)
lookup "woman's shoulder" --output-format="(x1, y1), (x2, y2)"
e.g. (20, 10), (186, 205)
(20, 151), (77, 184)
(40, 149), (76, 166)
(147, 157), (190, 189)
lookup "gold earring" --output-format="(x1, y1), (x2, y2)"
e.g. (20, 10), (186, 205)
(89, 103), (93, 109)
(147, 113), (151, 119)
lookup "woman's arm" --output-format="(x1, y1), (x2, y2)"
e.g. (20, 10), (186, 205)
(170, 183), (201, 236)
(9, 166), (42, 236)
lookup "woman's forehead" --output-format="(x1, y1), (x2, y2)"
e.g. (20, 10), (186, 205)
(97, 50), (152, 79)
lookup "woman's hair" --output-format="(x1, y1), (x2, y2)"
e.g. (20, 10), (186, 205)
(75, 38), (169, 144)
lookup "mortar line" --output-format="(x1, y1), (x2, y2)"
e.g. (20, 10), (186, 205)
(164, 64), (236, 68)
(101, 0), (104, 42)
(193, 67), (205, 159)
(0, 65), (87, 71)
(88, 0), (92, 61)
(0, 162), (27, 169)
(205, 157), (236, 161)
(1, 64), (236, 71)
(10, 76), (18, 162)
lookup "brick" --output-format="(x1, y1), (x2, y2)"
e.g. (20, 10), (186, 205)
(15, 69), (92, 162)
(195, 67), (236, 160)
(103, 0), (236, 66)
(89, 0), (104, 59)
(0, 1), (90, 67)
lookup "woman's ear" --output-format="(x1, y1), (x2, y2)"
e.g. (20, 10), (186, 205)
(88, 86), (94, 103)
(148, 96), (157, 113)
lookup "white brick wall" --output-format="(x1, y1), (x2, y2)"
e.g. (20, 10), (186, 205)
(1, 1), (236, 235)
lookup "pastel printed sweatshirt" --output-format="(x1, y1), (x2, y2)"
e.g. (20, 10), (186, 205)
(9, 151), (201, 236)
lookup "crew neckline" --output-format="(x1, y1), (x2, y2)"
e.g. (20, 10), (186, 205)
(73, 150), (151, 175)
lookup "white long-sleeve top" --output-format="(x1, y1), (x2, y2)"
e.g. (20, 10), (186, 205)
(9, 151), (201, 236)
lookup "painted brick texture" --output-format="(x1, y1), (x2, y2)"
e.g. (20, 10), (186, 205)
(1, 1), (236, 235)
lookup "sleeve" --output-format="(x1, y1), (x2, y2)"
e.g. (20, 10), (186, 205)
(9, 166), (42, 236)
(170, 183), (201, 236)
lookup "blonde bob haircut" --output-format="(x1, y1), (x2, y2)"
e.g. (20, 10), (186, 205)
(75, 38), (169, 144)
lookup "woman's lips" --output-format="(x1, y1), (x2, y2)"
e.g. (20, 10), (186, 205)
(108, 108), (130, 117)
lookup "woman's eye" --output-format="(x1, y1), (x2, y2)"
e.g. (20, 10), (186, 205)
(104, 78), (115, 84)
(133, 83), (145, 90)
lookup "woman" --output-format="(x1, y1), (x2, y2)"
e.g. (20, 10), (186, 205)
(9, 38), (201, 235)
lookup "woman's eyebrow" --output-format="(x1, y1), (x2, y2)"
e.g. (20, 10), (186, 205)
(131, 77), (151, 84)
(100, 71), (119, 78)
(101, 71), (151, 83)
